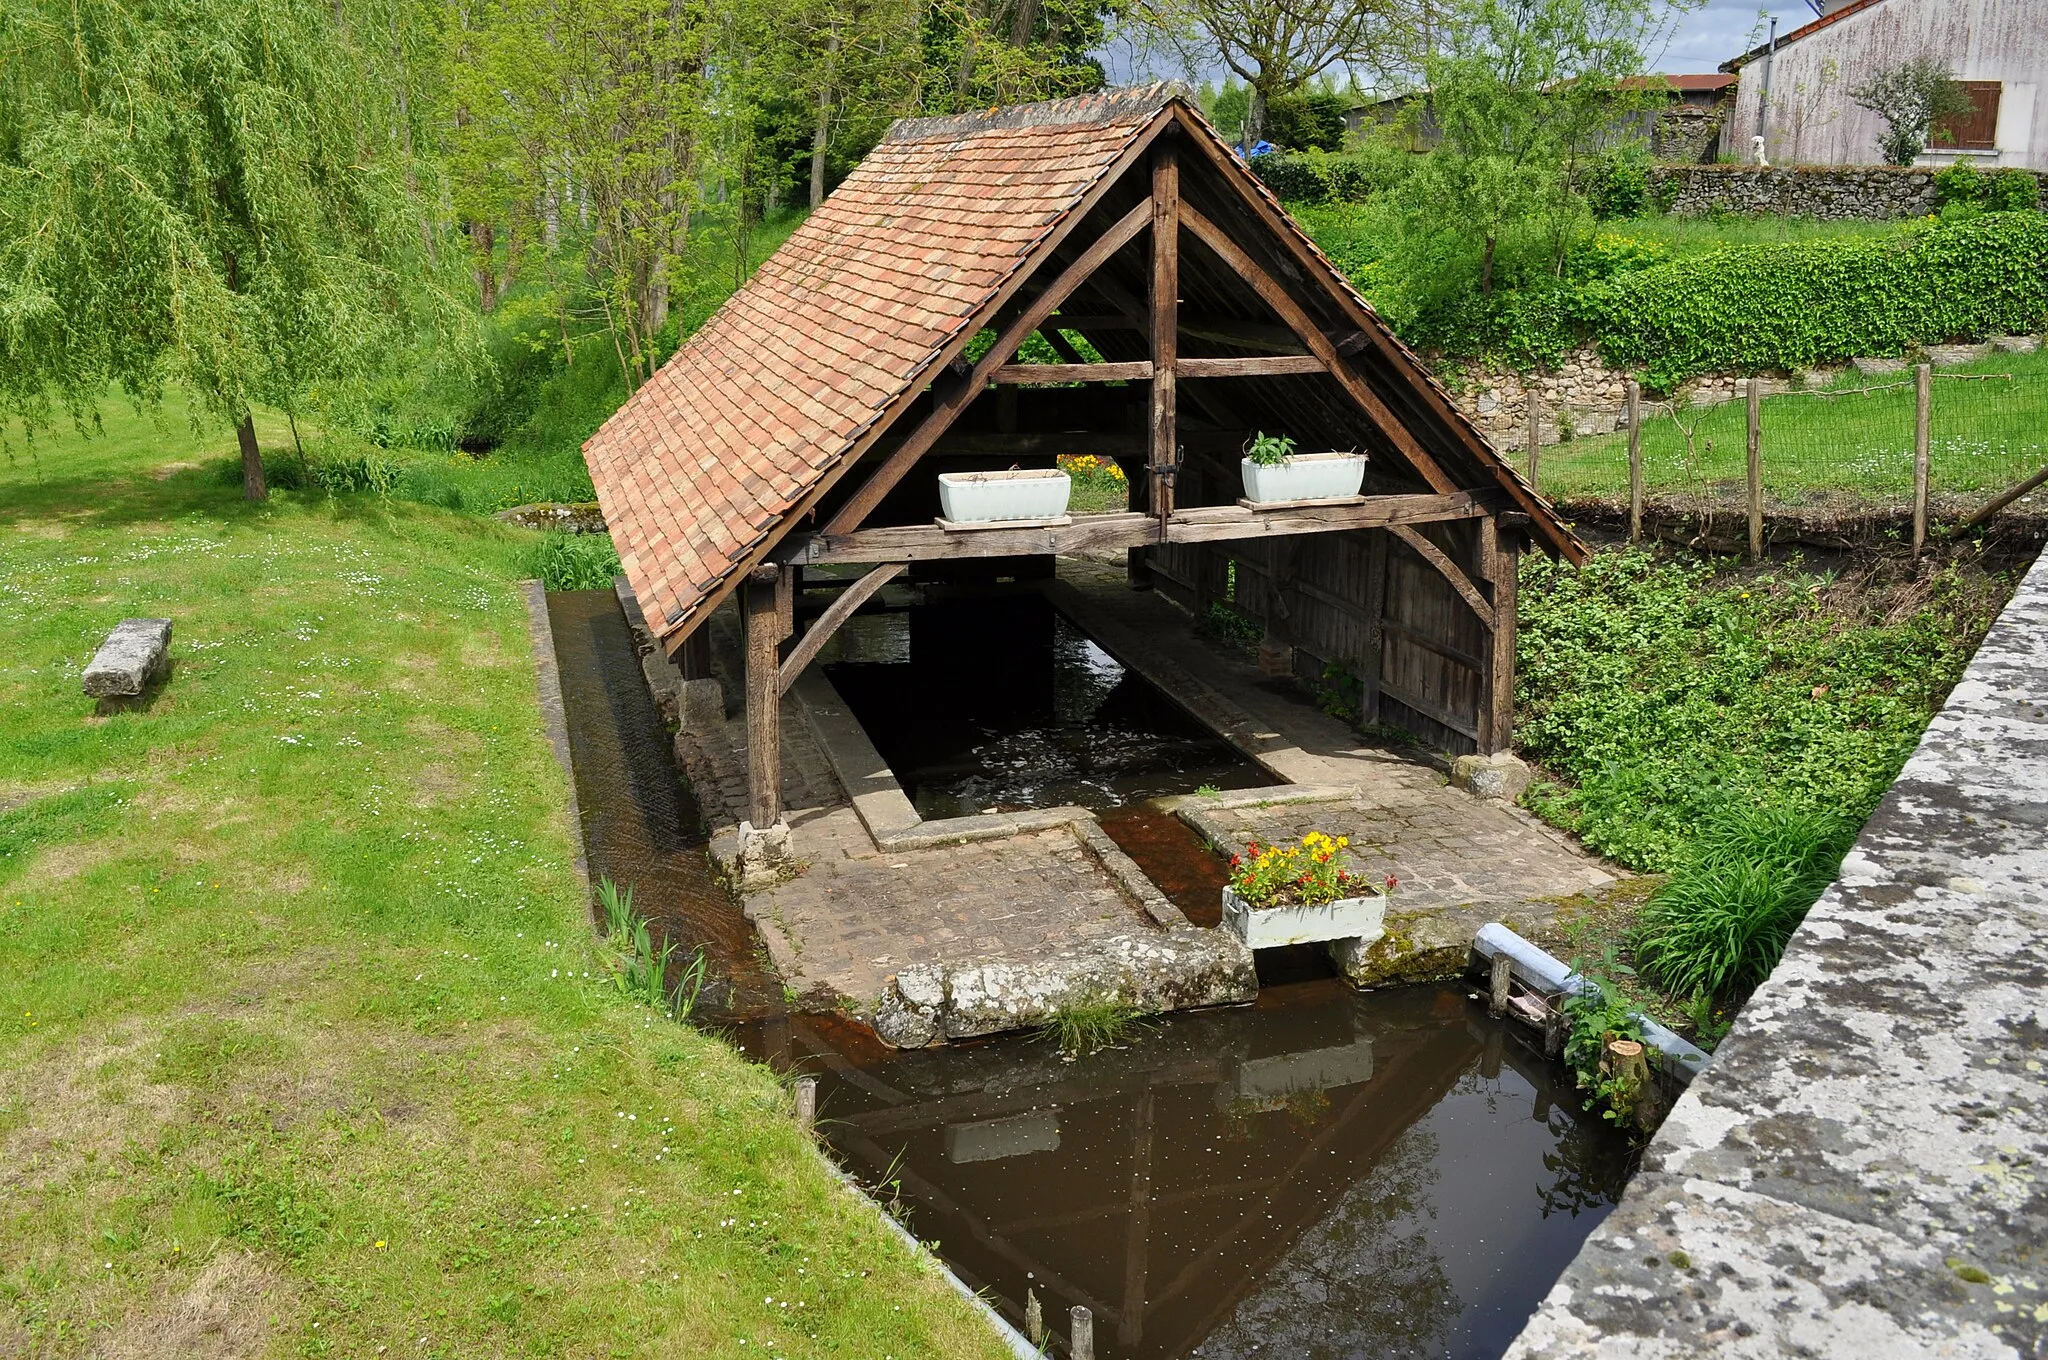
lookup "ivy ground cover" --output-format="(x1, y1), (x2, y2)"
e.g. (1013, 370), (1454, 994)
(0, 412), (1006, 1358)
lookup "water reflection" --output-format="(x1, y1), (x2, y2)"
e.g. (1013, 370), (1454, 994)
(790, 982), (1634, 1360)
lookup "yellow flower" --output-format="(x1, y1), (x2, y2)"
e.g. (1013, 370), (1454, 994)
(374, 1240), (387, 1249)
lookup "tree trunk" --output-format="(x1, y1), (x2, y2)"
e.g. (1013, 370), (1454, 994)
(237, 413), (267, 502)
(1007, 0), (1040, 46)
(1245, 83), (1270, 146)
(810, 25), (838, 210)
(1481, 234), (1497, 295)
(469, 220), (498, 311)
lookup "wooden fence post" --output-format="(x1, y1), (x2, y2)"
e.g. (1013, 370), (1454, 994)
(1488, 952), (1512, 1018)
(1025, 1290), (1044, 1347)
(1524, 390), (1541, 488)
(1070, 1305), (1095, 1360)
(1746, 377), (1764, 563)
(1625, 380), (1644, 544)
(743, 566), (787, 829)
(1913, 362), (1932, 561)
(793, 1077), (816, 1133)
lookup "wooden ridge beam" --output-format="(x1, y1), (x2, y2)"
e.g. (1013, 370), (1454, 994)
(990, 361), (1152, 385)
(776, 563), (905, 694)
(775, 493), (1492, 564)
(1179, 203), (1459, 496)
(821, 198), (1154, 537)
(1388, 523), (1492, 625)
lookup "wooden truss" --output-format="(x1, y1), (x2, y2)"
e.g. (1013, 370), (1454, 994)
(737, 114), (1526, 828)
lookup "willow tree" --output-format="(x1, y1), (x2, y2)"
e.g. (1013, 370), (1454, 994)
(0, 0), (457, 499)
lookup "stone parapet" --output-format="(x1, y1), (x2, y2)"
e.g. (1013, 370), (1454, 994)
(1506, 544), (2048, 1358)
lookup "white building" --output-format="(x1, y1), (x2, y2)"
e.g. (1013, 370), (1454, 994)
(1723, 0), (2046, 170)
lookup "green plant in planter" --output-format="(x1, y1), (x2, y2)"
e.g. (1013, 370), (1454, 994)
(1245, 431), (1297, 466)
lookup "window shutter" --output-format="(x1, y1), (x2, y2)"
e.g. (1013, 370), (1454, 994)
(1936, 82), (2003, 152)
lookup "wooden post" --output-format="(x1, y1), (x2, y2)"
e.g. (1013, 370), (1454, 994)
(1479, 518), (1518, 756)
(1524, 390), (1541, 488)
(1149, 139), (1179, 531)
(1070, 1305), (1095, 1360)
(1541, 1005), (1565, 1060)
(1746, 376), (1764, 563)
(1912, 362), (1931, 561)
(680, 627), (713, 682)
(1361, 530), (1388, 724)
(1488, 952), (1512, 1018)
(793, 1077), (816, 1133)
(1025, 1290), (1044, 1347)
(1625, 379), (1644, 544)
(743, 566), (785, 828)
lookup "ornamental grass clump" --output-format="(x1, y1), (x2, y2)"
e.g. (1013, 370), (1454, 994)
(1229, 832), (1385, 908)
(1633, 802), (1855, 1002)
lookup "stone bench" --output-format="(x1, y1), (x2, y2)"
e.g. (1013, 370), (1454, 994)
(83, 619), (172, 699)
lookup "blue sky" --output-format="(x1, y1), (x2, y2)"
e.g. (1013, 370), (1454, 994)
(1656, 1), (1820, 73)
(1105, 2), (1829, 86)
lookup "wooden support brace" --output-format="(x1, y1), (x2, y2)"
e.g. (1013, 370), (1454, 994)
(1388, 523), (1492, 627)
(777, 563), (905, 694)
(990, 361), (1152, 385)
(1150, 142), (1180, 530)
(1481, 516), (1519, 755)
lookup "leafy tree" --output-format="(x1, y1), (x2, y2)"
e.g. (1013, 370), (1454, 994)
(449, 0), (705, 390)
(1267, 87), (1351, 151)
(0, 0), (462, 499)
(1380, 0), (1683, 304)
(1141, 0), (1426, 145)
(919, 0), (1116, 113)
(1850, 57), (1972, 167)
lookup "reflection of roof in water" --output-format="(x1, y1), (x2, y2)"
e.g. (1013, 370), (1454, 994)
(796, 984), (1633, 1359)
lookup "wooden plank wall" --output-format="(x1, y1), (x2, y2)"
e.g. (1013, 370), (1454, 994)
(1144, 520), (1486, 755)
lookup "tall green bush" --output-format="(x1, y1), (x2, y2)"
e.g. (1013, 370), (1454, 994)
(1582, 213), (2048, 389)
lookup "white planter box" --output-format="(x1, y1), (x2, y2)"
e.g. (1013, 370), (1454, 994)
(938, 469), (1072, 523)
(1221, 885), (1385, 949)
(1240, 453), (1366, 504)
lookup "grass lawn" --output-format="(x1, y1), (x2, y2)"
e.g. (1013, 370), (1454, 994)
(0, 408), (1008, 1358)
(1536, 347), (2048, 506)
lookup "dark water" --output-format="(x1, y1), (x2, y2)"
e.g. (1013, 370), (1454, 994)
(545, 589), (783, 1020)
(825, 593), (1272, 821)
(787, 982), (1634, 1360)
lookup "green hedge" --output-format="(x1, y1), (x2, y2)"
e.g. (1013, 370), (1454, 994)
(1582, 212), (2048, 390)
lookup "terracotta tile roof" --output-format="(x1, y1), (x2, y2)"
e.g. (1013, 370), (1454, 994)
(583, 84), (1179, 644)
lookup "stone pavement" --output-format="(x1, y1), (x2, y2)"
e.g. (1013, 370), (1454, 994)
(660, 562), (1624, 1035)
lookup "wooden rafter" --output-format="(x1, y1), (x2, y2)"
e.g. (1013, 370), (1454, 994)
(776, 563), (905, 694)
(990, 361), (1152, 384)
(1180, 204), (1459, 496)
(1388, 523), (1492, 626)
(821, 196), (1155, 537)
(652, 106), (1177, 656)
(1168, 103), (1586, 563)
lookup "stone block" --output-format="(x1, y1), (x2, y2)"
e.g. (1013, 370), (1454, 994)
(1256, 636), (1294, 678)
(1991, 334), (2041, 354)
(1448, 752), (1531, 802)
(1924, 343), (1991, 368)
(1851, 356), (1907, 376)
(677, 677), (725, 730)
(82, 618), (172, 698)
(873, 972), (942, 1048)
(732, 818), (795, 889)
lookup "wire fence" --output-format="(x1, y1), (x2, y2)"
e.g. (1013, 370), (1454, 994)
(1533, 359), (2048, 551)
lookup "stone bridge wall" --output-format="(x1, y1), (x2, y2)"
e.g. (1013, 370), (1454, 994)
(1505, 544), (2048, 1359)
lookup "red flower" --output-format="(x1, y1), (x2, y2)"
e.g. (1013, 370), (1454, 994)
(1385, 875), (1400, 890)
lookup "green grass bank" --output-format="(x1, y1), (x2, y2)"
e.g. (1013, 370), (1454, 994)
(0, 413), (1008, 1358)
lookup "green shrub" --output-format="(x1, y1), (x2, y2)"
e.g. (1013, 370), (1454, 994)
(1583, 212), (2048, 388)
(1516, 549), (1988, 871)
(1590, 156), (1652, 221)
(1266, 90), (1349, 152)
(1933, 160), (1983, 208)
(1254, 149), (1376, 204)
(1986, 169), (2042, 213)
(1039, 996), (1140, 1057)
(526, 531), (621, 591)
(1633, 803), (1854, 1001)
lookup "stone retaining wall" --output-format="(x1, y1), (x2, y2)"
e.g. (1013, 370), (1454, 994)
(1505, 544), (2048, 1359)
(1646, 163), (2048, 221)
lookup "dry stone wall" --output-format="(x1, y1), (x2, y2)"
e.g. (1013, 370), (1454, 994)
(1647, 164), (2047, 221)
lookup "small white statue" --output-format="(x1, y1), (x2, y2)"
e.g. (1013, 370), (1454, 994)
(1752, 134), (1770, 167)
